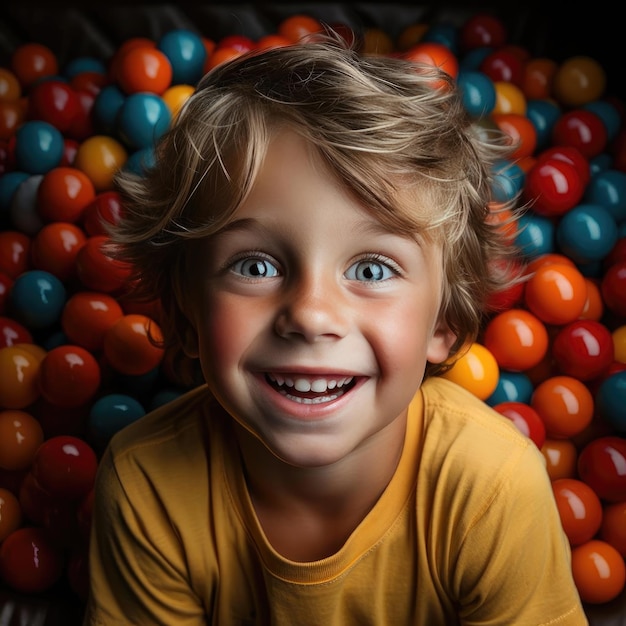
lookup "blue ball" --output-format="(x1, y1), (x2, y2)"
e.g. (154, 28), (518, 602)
(158, 29), (207, 86)
(556, 203), (618, 264)
(422, 23), (458, 53)
(459, 47), (493, 71)
(93, 84), (126, 135)
(9, 269), (67, 329)
(596, 371), (626, 433)
(116, 92), (172, 150)
(13, 120), (64, 174)
(486, 371), (534, 406)
(589, 153), (613, 177)
(515, 213), (555, 258)
(124, 147), (156, 176)
(583, 100), (621, 141)
(491, 159), (525, 203)
(63, 56), (107, 79)
(89, 393), (146, 449)
(584, 169), (626, 223)
(526, 99), (561, 149)
(457, 70), (496, 118)
(0, 171), (29, 218)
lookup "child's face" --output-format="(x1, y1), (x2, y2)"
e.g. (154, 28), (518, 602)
(184, 129), (456, 468)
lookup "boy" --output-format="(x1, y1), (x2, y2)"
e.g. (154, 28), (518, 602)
(84, 37), (588, 625)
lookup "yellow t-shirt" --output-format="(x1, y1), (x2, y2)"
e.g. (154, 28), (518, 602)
(83, 377), (588, 625)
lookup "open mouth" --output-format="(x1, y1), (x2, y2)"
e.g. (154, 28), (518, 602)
(265, 373), (357, 404)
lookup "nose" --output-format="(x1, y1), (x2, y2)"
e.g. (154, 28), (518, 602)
(274, 274), (349, 342)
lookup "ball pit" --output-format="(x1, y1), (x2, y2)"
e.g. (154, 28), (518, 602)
(0, 4), (625, 623)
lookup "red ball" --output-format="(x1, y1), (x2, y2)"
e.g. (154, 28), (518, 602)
(31, 435), (98, 500)
(81, 190), (124, 236)
(37, 344), (101, 408)
(0, 526), (64, 593)
(30, 221), (87, 282)
(492, 401), (546, 448)
(0, 230), (31, 279)
(552, 319), (615, 381)
(601, 259), (626, 317)
(0, 315), (33, 347)
(459, 13), (507, 51)
(551, 108), (608, 158)
(36, 166), (96, 223)
(578, 436), (626, 502)
(479, 48), (524, 86)
(552, 478), (603, 546)
(75, 234), (132, 293)
(27, 79), (81, 133)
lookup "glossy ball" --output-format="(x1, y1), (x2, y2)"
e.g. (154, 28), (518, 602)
(541, 438), (578, 481)
(600, 501), (626, 557)
(531, 375), (594, 439)
(81, 190), (123, 236)
(440, 342), (499, 400)
(0, 231), (29, 280)
(552, 478), (603, 546)
(0, 317), (33, 348)
(584, 169), (626, 224)
(277, 14), (323, 43)
(115, 46), (172, 95)
(10, 43), (58, 89)
(161, 83), (194, 120)
(92, 84), (126, 135)
(491, 112), (537, 160)
(88, 393), (146, 450)
(0, 488), (21, 543)
(27, 79), (81, 133)
(595, 371), (626, 432)
(486, 370), (533, 405)
(31, 435), (98, 500)
(36, 166), (96, 224)
(614, 325), (626, 364)
(556, 203), (618, 265)
(580, 277), (605, 321)
(578, 436), (626, 502)
(551, 319), (614, 381)
(479, 49), (524, 86)
(10, 173), (44, 236)
(525, 99), (561, 150)
(571, 540), (626, 604)
(103, 313), (165, 376)
(157, 29), (206, 86)
(492, 401), (546, 448)
(0, 409), (44, 471)
(523, 262), (588, 325)
(483, 308), (549, 371)
(552, 56), (607, 107)
(0, 526), (64, 593)
(601, 260), (626, 317)
(0, 68), (22, 101)
(30, 221), (87, 282)
(459, 13), (507, 51)
(13, 120), (64, 175)
(403, 42), (459, 80)
(116, 92), (172, 150)
(551, 108), (608, 159)
(522, 57), (558, 100)
(73, 135), (128, 192)
(514, 213), (555, 258)
(9, 269), (67, 330)
(38, 344), (101, 408)
(75, 234), (131, 293)
(456, 70), (496, 118)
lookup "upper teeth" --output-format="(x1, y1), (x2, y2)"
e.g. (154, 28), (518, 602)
(268, 374), (353, 393)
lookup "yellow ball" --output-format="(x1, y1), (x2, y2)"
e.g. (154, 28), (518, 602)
(74, 135), (128, 192)
(441, 342), (500, 400)
(162, 84), (195, 120)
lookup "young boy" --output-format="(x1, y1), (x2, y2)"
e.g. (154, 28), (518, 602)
(83, 37), (588, 625)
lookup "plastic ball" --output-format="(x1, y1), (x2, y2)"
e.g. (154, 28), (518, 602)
(491, 81), (526, 116)
(73, 135), (128, 192)
(556, 203), (618, 265)
(0, 99), (26, 142)
(81, 190), (123, 236)
(103, 313), (165, 376)
(552, 56), (607, 107)
(13, 120), (65, 175)
(30, 221), (87, 282)
(10, 173), (45, 235)
(9, 269), (67, 330)
(456, 70), (496, 118)
(551, 319), (614, 381)
(0, 68), (22, 101)
(595, 370), (626, 432)
(115, 46), (173, 95)
(531, 375), (594, 439)
(27, 79), (81, 133)
(403, 41), (459, 80)
(486, 370), (534, 405)
(116, 92), (172, 150)
(583, 100), (622, 142)
(552, 478), (603, 546)
(525, 99), (561, 149)
(10, 43), (59, 89)
(571, 540), (626, 604)
(459, 13), (507, 51)
(601, 260), (626, 318)
(88, 393), (146, 450)
(490, 159), (525, 203)
(0, 231), (31, 279)
(0, 488), (21, 543)
(600, 501), (626, 558)
(580, 278), (604, 321)
(92, 84), (126, 135)
(61, 290), (124, 352)
(75, 234), (131, 293)
(0, 170), (29, 216)
(0, 316), (33, 348)
(514, 213), (555, 258)
(483, 308), (549, 371)
(0, 409), (44, 471)
(440, 342), (499, 400)
(0, 273), (12, 315)
(521, 57), (558, 100)
(0, 526), (64, 593)
(492, 401), (546, 448)
(613, 325), (626, 364)
(584, 169), (626, 223)
(577, 436), (626, 502)
(523, 262), (588, 325)
(37, 344), (101, 408)
(36, 166), (96, 224)
(479, 48), (524, 86)
(541, 438), (578, 481)
(31, 435), (98, 501)
(277, 14), (323, 43)
(157, 29), (207, 86)
(491, 112), (537, 160)
(551, 108), (608, 159)
(161, 83), (194, 119)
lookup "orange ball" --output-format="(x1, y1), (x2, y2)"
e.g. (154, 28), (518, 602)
(552, 56), (607, 107)
(36, 166), (96, 224)
(0, 409), (44, 471)
(10, 43), (58, 89)
(613, 325), (626, 364)
(0, 345), (41, 409)
(483, 308), (549, 372)
(441, 342), (499, 400)
(73, 135), (128, 192)
(0, 488), (21, 543)
(0, 100), (26, 141)
(30, 222), (87, 283)
(524, 262), (588, 326)
(521, 57), (558, 100)
(403, 42), (459, 80)
(540, 438), (578, 481)
(579, 278), (604, 322)
(491, 112), (538, 160)
(571, 539), (626, 604)
(492, 81), (527, 115)
(277, 14), (323, 43)
(531, 375), (594, 439)
(552, 478), (603, 546)
(103, 313), (165, 376)
(161, 84), (195, 119)
(204, 46), (244, 71)
(115, 46), (173, 95)
(600, 501), (626, 558)
(360, 28), (395, 55)
(0, 68), (21, 101)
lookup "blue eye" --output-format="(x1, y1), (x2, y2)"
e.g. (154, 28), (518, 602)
(232, 257), (280, 278)
(345, 259), (395, 282)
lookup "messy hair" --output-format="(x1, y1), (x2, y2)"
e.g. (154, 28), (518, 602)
(111, 34), (520, 379)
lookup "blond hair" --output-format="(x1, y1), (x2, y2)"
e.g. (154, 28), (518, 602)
(112, 35), (519, 378)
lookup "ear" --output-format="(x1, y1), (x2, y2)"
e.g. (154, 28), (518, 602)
(426, 317), (457, 364)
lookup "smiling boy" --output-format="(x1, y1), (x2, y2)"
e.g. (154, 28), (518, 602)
(83, 37), (588, 625)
